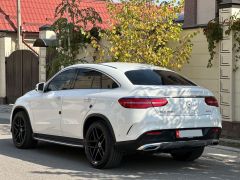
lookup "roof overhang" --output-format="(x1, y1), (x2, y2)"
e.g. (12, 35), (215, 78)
(33, 38), (58, 47)
(219, 0), (240, 8)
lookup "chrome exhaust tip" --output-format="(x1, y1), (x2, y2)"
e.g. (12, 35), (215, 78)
(137, 143), (161, 151)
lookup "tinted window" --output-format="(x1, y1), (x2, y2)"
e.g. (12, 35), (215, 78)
(125, 69), (162, 85)
(47, 69), (77, 91)
(125, 69), (196, 86)
(158, 71), (196, 86)
(73, 69), (101, 89)
(101, 74), (118, 89)
(73, 69), (119, 89)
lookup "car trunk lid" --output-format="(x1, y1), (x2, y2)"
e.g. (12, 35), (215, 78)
(129, 85), (215, 116)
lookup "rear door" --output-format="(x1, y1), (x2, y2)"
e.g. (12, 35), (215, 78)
(61, 68), (120, 139)
(61, 68), (100, 139)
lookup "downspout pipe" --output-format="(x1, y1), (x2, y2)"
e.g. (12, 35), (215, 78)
(22, 33), (39, 56)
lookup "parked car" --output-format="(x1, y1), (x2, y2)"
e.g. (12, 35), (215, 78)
(10, 62), (222, 169)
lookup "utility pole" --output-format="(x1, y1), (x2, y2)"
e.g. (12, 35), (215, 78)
(67, 0), (71, 55)
(17, 0), (22, 50)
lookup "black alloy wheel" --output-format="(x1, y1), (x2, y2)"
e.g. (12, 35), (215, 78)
(85, 121), (122, 169)
(86, 127), (106, 164)
(12, 111), (38, 149)
(12, 116), (26, 146)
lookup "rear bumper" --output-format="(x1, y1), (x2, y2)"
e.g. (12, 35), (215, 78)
(137, 139), (219, 151)
(116, 127), (221, 153)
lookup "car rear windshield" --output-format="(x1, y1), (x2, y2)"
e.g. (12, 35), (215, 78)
(125, 69), (196, 86)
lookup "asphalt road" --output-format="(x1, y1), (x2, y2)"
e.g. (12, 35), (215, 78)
(0, 113), (240, 180)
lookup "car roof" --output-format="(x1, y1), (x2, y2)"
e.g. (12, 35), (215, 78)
(69, 62), (169, 72)
(56, 62), (175, 89)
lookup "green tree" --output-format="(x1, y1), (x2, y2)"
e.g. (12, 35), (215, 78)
(48, 0), (102, 77)
(98, 0), (196, 69)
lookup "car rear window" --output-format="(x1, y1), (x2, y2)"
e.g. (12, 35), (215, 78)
(125, 69), (196, 86)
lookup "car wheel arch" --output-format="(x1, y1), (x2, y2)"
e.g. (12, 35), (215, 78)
(11, 106), (33, 131)
(83, 114), (116, 142)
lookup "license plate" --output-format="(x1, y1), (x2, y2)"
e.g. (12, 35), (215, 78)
(177, 129), (203, 138)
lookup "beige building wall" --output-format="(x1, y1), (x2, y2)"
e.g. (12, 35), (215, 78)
(0, 37), (12, 99)
(197, 0), (216, 25)
(178, 28), (220, 100)
(0, 38), (5, 97)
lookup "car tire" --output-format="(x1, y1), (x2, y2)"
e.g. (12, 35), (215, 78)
(171, 146), (204, 161)
(84, 121), (122, 169)
(12, 111), (38, 149)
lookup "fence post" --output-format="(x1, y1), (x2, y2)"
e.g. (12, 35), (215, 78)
(219, 2), (240, 138)
(38, 25), (57, 82)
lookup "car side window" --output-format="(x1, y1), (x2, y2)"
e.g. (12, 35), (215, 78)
(73, 69), (119, 89)
(46, 69), (77, 91)
(101, 74), (119, 89)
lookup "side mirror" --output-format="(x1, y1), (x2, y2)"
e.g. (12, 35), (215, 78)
(35, 82), (45, 92)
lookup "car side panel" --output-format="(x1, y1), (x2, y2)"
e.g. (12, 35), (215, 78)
(61, 89), (99, 139)
(28, 91), (62, 136)
(11, 92), (37, 132)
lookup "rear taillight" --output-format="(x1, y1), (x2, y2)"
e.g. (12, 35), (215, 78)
(205, 97), (219, 107)
(118, 98), (168, 109)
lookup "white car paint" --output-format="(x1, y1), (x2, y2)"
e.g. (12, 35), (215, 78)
(10, 62), (222, 142)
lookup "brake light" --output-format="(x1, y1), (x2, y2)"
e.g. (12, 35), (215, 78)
(205, 97), (219, 107)
(118, 98), (168, 109)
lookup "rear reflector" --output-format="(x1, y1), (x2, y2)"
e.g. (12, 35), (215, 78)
(146, 131), (161, 135)
(212, 127), (221, 133)
(205, 97), (219, 107)
(118, 98), (168, 109)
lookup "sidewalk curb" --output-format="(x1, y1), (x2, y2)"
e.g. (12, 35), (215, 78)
(210, 145), (240, 153)
(220, 138), (240, 144)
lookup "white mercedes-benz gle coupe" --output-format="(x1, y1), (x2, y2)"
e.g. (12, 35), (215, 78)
(10, 62), (221, 169)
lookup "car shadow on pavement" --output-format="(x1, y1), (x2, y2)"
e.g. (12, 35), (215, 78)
(0, 135), (239, 180)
